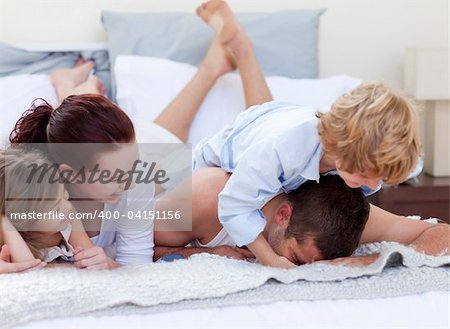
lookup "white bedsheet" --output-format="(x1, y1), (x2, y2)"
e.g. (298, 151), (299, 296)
(0, 74), (57, 148)
(16, 291), (449, 329)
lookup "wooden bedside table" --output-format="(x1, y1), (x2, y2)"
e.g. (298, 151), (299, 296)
(368, 173), (450, 223)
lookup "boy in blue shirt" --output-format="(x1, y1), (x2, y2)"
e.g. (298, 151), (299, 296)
(195, 1), (421, 268)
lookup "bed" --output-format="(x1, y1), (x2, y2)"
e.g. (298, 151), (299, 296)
(0, 1), (448, 328)
(15, 292), (450, 329)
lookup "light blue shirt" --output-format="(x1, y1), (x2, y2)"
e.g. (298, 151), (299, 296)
(193, 101), (380, 247)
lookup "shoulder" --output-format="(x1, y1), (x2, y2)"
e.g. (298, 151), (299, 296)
(236, 100), (310, 123)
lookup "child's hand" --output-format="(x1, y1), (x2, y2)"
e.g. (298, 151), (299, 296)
(247, 234), (297, 269)
(269, 255), (297, 269)
(0, 245), (46, 273)
(73, 246), (118, 270)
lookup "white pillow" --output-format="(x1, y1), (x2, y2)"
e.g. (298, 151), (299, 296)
(115, 55), (362, 146)
(0, 74), (58, 148)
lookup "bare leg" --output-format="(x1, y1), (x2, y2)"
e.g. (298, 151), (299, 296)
(50, 60), (96, 103)
(153, 39), (235, 142)
(197, 0), (273, 108)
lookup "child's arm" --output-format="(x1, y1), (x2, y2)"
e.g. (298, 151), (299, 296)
(247, 234), (296, 268)
(2, 216), (35, 262)
(218, 139), (302, 268)
(0, 244), (45, 273)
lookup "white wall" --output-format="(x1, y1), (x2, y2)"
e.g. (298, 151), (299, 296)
(0, 0), (447, 88)
(0, 0), (448, 172)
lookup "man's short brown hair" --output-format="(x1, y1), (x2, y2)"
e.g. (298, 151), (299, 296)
(285, 175), (370, 260)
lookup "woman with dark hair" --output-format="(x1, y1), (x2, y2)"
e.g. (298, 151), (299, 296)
(4, 0), (292, 270)
(5, 0), (245, 269)
(9, 94), (150, 269)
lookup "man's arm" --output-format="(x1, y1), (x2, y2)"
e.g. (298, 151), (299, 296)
(153, 245), (254, 262)
(361, 204), (449, 255)
(405, 224), (449, 255)
(322, 204), (449, 267)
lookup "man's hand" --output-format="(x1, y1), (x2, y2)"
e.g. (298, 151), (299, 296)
(317, 253), (380, 267)
(73, 246), (119, 270)
(0, 245), (46, 273)
(209, 245), (255, 260)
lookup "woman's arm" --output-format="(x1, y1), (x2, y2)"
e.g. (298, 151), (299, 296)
(68, 218), (95, 249)
(69, 218), (120, 270)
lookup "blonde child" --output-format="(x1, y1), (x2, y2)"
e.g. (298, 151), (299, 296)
(0, 215), (46, 273)
(0, 148), (114, 269)
(193, 1), (421, 268)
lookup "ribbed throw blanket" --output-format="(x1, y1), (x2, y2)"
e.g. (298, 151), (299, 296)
(1, 241), (449, 328)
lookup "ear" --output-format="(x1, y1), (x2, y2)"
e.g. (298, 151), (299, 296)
(273, 202), (293, 229)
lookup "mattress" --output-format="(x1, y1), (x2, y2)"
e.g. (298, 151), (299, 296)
(16, 291), (449, 329)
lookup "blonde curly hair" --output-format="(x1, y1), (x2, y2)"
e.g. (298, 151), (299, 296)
(317, 82), (421, 185)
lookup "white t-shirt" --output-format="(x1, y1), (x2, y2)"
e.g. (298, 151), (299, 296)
(90, 180), (155, 265)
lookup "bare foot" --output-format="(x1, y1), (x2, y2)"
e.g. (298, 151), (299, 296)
(75, 56), (85, 66)
(51, 61), (95, 101)
(196, 1), (251, 59)
(201, 39), (236, 79)
(70, 75), (106, 97)
(196, 0), (239, 43)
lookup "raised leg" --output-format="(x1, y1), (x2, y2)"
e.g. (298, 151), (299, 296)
(197, 0), (273, 108)
(153, 39), (235, 142)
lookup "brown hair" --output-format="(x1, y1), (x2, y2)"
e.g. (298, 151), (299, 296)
(11, 94), (135, 144)
(285, 175), (370, 260)
(317, 82), (421, 185)
(9, 94), (136, 167)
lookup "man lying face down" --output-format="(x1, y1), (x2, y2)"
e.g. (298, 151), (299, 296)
(155, 169), (370, 265)
(265, 175), (370, 263)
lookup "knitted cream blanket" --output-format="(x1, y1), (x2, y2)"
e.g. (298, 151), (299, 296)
(1, 241), (449, 328)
